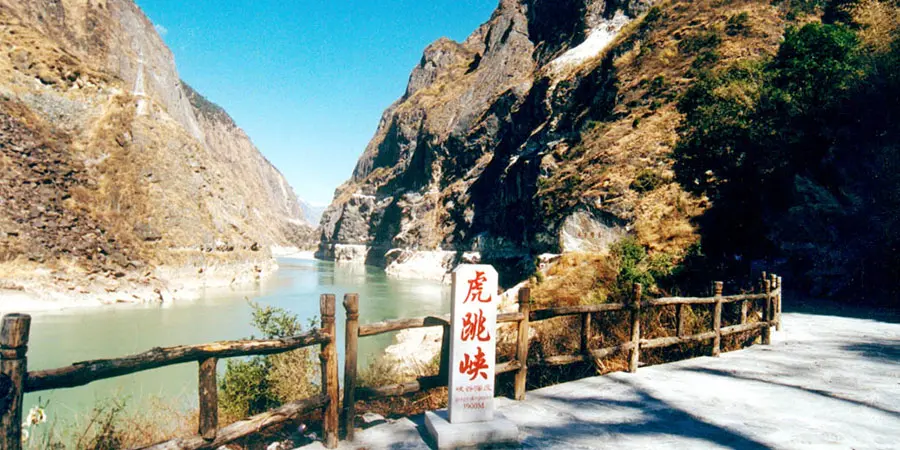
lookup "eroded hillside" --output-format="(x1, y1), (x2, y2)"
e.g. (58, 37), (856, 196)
(0, 0), (314, 304)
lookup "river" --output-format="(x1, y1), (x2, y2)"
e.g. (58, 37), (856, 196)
(22, 256), (449, 424)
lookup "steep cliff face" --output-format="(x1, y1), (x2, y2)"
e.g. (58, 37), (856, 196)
(320, 0), (786, 284)
(0, 0), (313, 302)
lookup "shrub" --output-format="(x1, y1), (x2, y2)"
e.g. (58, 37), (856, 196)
(219, 356), (279, 420)
(679, 29), (722, 54)
(726, 12), (752, 36)
(611, 237), (656, 297)
(630, 169), (664, 193)
(219, 302), (317, 422)
(673, 17), (900, 302)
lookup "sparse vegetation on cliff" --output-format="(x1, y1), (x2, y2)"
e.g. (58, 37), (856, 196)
(674, 0), (900, 303)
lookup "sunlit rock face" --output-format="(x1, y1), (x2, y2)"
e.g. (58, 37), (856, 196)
(319, 0), (656, 282)
(0, 0), (315, 286)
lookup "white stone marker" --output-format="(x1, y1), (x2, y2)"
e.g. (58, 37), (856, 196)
(448, 264), (498, 423)
(425, 264), (518, 449)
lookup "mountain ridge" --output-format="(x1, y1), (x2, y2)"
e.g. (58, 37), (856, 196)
(0, 0), (316, 305)
(317, 0), (786, 285)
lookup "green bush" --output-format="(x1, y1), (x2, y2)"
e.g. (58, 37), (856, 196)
(219, 357), (278, 420)
(610, 237), (656, 298)
(674, 18), (900, 302)
(219, 302), (317, 420)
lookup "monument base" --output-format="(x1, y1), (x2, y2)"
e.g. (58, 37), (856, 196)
(424, 409), (519, 449)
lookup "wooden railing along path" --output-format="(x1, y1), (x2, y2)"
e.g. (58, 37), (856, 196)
(0, 274), (782, 449)
(0, 295), (341, 450)
(342, 273), (783, 439)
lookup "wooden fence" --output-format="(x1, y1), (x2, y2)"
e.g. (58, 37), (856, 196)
(341, 273), (782, 439)
(0, 273), (781, 449)
(0, 295), (341, 450)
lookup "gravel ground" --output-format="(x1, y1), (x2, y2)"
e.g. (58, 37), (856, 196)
(302, 310), (900, 449)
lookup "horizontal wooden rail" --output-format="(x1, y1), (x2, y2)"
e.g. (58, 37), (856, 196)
(646, 292), (771, 306)
(141, 394), (327, 450)
(531, 342), (634, 367)
(359, 315), (450, 337)
(541, 354), (588, 366)
(26, 329), (331, 392)
(529, 303), (627, 321)
(498, 312), (526, 323)
(357, 375), (444, 400)
(641, 331), (718, 349)
(523, 290), (779, 323)
(721, 320), (774, 337)
(590, 342), (634, 359)
(496, 359), (521, 374)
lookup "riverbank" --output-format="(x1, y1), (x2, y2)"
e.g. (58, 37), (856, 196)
(18, 258), (449, 434)
(0, 256), (278, 314)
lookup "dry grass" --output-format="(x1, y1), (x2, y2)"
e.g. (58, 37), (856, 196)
(267, 349), (319, 412)
(530, 252), (617, 307)
(26, 396), (196, 450)
(354, 351), (446, 419)
(853, 0), (900, 53)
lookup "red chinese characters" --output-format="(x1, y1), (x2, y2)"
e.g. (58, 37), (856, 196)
(459, 346), (489, 380)
(464, 271), (493, 303)
(461, 309), (491, 342)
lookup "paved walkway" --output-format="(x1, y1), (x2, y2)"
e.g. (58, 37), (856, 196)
(305, 311), (900, 449)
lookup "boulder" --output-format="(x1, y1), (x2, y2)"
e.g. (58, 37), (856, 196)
(559, 207), (627, 254)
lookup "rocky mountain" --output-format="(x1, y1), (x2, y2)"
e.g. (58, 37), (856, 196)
(0, 0), (314, 304)
(299, 202), (326, 227)
(318, 0), (787, 283)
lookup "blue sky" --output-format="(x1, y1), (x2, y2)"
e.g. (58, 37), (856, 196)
(134, 0), (498, 205)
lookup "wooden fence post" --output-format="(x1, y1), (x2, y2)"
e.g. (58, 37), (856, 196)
(198, 357), (218, 441)
(712, 282), (723, 357)
(581, 312), (592, 356)
(776, 275), (783, 331)
(762, 277), (772, 345)
(342, 294), (359, 441)
(676, 304), (685, 338)
(514, 288), (531, 401)
(0, 313), (30, 450)
(629, 284), (642, 373)
(319, 294), (339, 449)
(740, 293), (749, 327)
(769, 274), (779, 332)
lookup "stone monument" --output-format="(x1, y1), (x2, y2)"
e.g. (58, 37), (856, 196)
(424, 264), (519, 448)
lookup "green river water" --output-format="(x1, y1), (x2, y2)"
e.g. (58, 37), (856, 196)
(21, 256), (449, 426)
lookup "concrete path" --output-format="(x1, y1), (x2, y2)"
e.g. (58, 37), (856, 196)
(304, 311), (900, 449)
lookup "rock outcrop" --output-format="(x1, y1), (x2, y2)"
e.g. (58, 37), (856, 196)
(320, 0), (786, 285)
(317, 0), (654, 280)
(0, 0), (314, 304)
